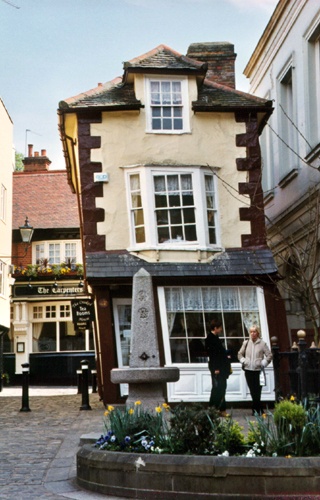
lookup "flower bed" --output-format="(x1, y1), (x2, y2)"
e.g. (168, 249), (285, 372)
(77, 400), (320, 498)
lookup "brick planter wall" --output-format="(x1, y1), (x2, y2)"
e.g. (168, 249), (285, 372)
(77, 445), (320, 499)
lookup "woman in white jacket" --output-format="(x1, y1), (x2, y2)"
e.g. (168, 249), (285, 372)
(238, 325), (272, 415)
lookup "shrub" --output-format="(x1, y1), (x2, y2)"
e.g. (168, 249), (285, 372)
(274, 400), (307, 430)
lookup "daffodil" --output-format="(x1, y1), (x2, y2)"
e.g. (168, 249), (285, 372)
(128, 408), (134, 415)
(104, 410), (109, 416)
(155, 406), (162, 413)
(107, 405), (115, 411)
(134, 400), (142, 405)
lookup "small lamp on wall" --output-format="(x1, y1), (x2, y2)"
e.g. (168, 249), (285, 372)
(19, 217), (34, 248)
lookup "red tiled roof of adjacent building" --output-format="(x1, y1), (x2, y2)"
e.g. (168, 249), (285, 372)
(13, 170), (80, 230)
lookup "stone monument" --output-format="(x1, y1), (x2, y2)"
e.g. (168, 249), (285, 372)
(110, 268), (179, 409)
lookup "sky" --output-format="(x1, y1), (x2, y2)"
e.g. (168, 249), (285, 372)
(1, 0), (279, 169)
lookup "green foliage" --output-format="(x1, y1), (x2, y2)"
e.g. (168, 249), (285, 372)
(15, 151), (24, 171)
(246, 400), (320, 457)
(96, 402), (246, 456)
(96, 402), (169, 453)
(274, 399), (307, 430)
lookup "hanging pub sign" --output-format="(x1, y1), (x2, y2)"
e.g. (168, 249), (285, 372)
(71, 299), (95, 331)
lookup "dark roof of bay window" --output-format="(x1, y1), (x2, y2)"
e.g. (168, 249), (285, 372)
(59, 44), (271, 113)
(85, 248), (278, 280)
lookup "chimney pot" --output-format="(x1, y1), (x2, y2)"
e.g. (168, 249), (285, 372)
(35, 151), (39, 157)
(28, 144), (33, 157)
(41, 149), (46, 156)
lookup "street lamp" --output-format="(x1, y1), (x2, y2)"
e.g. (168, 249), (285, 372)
(19, 217), (34, 246)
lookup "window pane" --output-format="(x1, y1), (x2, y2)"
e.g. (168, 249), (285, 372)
(184, 225), (197, 241)
(173, 119), (183, 130)
(170, 209), (182, 224)
(36, 323), (56, 352)
(134, 209), (144, 225)
(171, 226), (183, 240)
(171, 339), (188, 363)
(60, 321), (85, 351)
(152, 107), (161, 117)
(163, 107), (172, 117)
(152, 118), (161, 129)
(135, 227), (145, 243)
(163, 118), (172, 129)
(158, 226), (170, 243)
(183, 208), (195, 223)
(156, 210), (168, 225)
(167, 175), (179, 191)
(168, 193), (180, 207)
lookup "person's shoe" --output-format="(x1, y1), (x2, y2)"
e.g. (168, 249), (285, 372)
(219, 411), (230, 418)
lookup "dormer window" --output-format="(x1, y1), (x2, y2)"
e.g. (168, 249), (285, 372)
(145, 77), (190, 133)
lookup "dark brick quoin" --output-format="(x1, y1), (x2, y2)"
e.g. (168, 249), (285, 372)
(78, 115), (106, 252)
(235, 114), (267, 248)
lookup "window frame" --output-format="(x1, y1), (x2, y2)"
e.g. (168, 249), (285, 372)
(145, 76), (190, 134)
(30, 301), (93, 352)
(158, 285), (270, 366)
(33, 240), (82, 266)
(277, 58), (298, 179)
(125, 166), (220, 251)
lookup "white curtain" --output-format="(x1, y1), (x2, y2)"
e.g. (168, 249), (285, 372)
(32, 322), (43, 352)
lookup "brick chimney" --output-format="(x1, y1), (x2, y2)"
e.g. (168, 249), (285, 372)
(186, 42), (236, 88)
(22, 144), (52, 172)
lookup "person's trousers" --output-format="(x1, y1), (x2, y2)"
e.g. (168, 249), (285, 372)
(245, 369), (263, 414)
(209, 372), (227, 411)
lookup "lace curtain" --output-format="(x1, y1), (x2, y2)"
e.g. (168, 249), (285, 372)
(165, 286), (259, 316)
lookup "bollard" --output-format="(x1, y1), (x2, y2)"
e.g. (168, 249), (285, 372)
(20, 362), (31, 412)
(91, 369), (97, 393)
(80, 359), (91, 411)
(76, 369), (82, 394)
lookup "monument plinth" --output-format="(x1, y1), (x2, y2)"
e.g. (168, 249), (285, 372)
(110, 268), (179, 408)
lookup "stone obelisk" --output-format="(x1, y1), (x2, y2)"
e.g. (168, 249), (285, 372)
(111, 268), (179, 409)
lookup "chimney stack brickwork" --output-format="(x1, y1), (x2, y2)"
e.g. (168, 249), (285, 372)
(187, 42), (236, 89)
(22, 144), (52, 172)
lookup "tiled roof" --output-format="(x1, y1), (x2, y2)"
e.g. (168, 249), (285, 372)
(123, 44), (206, 72)
(59, 77), (141, 111)
(13, 170), (80, 230)
(192, 79), (272, 111)
(59, 44), (271, 112)
(86, 249), (277, 279)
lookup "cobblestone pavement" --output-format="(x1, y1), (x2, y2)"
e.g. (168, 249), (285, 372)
(0, 387), (254, 500)
(0, 388), (117, 499)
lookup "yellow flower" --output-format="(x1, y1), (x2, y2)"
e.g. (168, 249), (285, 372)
(285, 455), (292, 458)
(262, 413), (267, 419)
(104, 410), (109, 416)
(134, 400), (142, 406)
(155, 406), (162, 413)
(290, 395), (296, 402)
(107, 405), (114, 411)
(128, 408), (134, 415)
(162, 403), (170, 411)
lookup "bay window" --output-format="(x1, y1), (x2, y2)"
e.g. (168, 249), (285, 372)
(126, 166), (219, 250)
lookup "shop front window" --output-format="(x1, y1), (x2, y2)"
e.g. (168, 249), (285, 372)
(162, 286), (262, 364)
(32, 302), (93, 352)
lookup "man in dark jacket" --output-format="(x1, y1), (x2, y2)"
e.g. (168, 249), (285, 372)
(205, 318), (231, 416)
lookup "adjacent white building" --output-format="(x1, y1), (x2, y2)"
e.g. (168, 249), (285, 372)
(244, 0), (320, 345)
